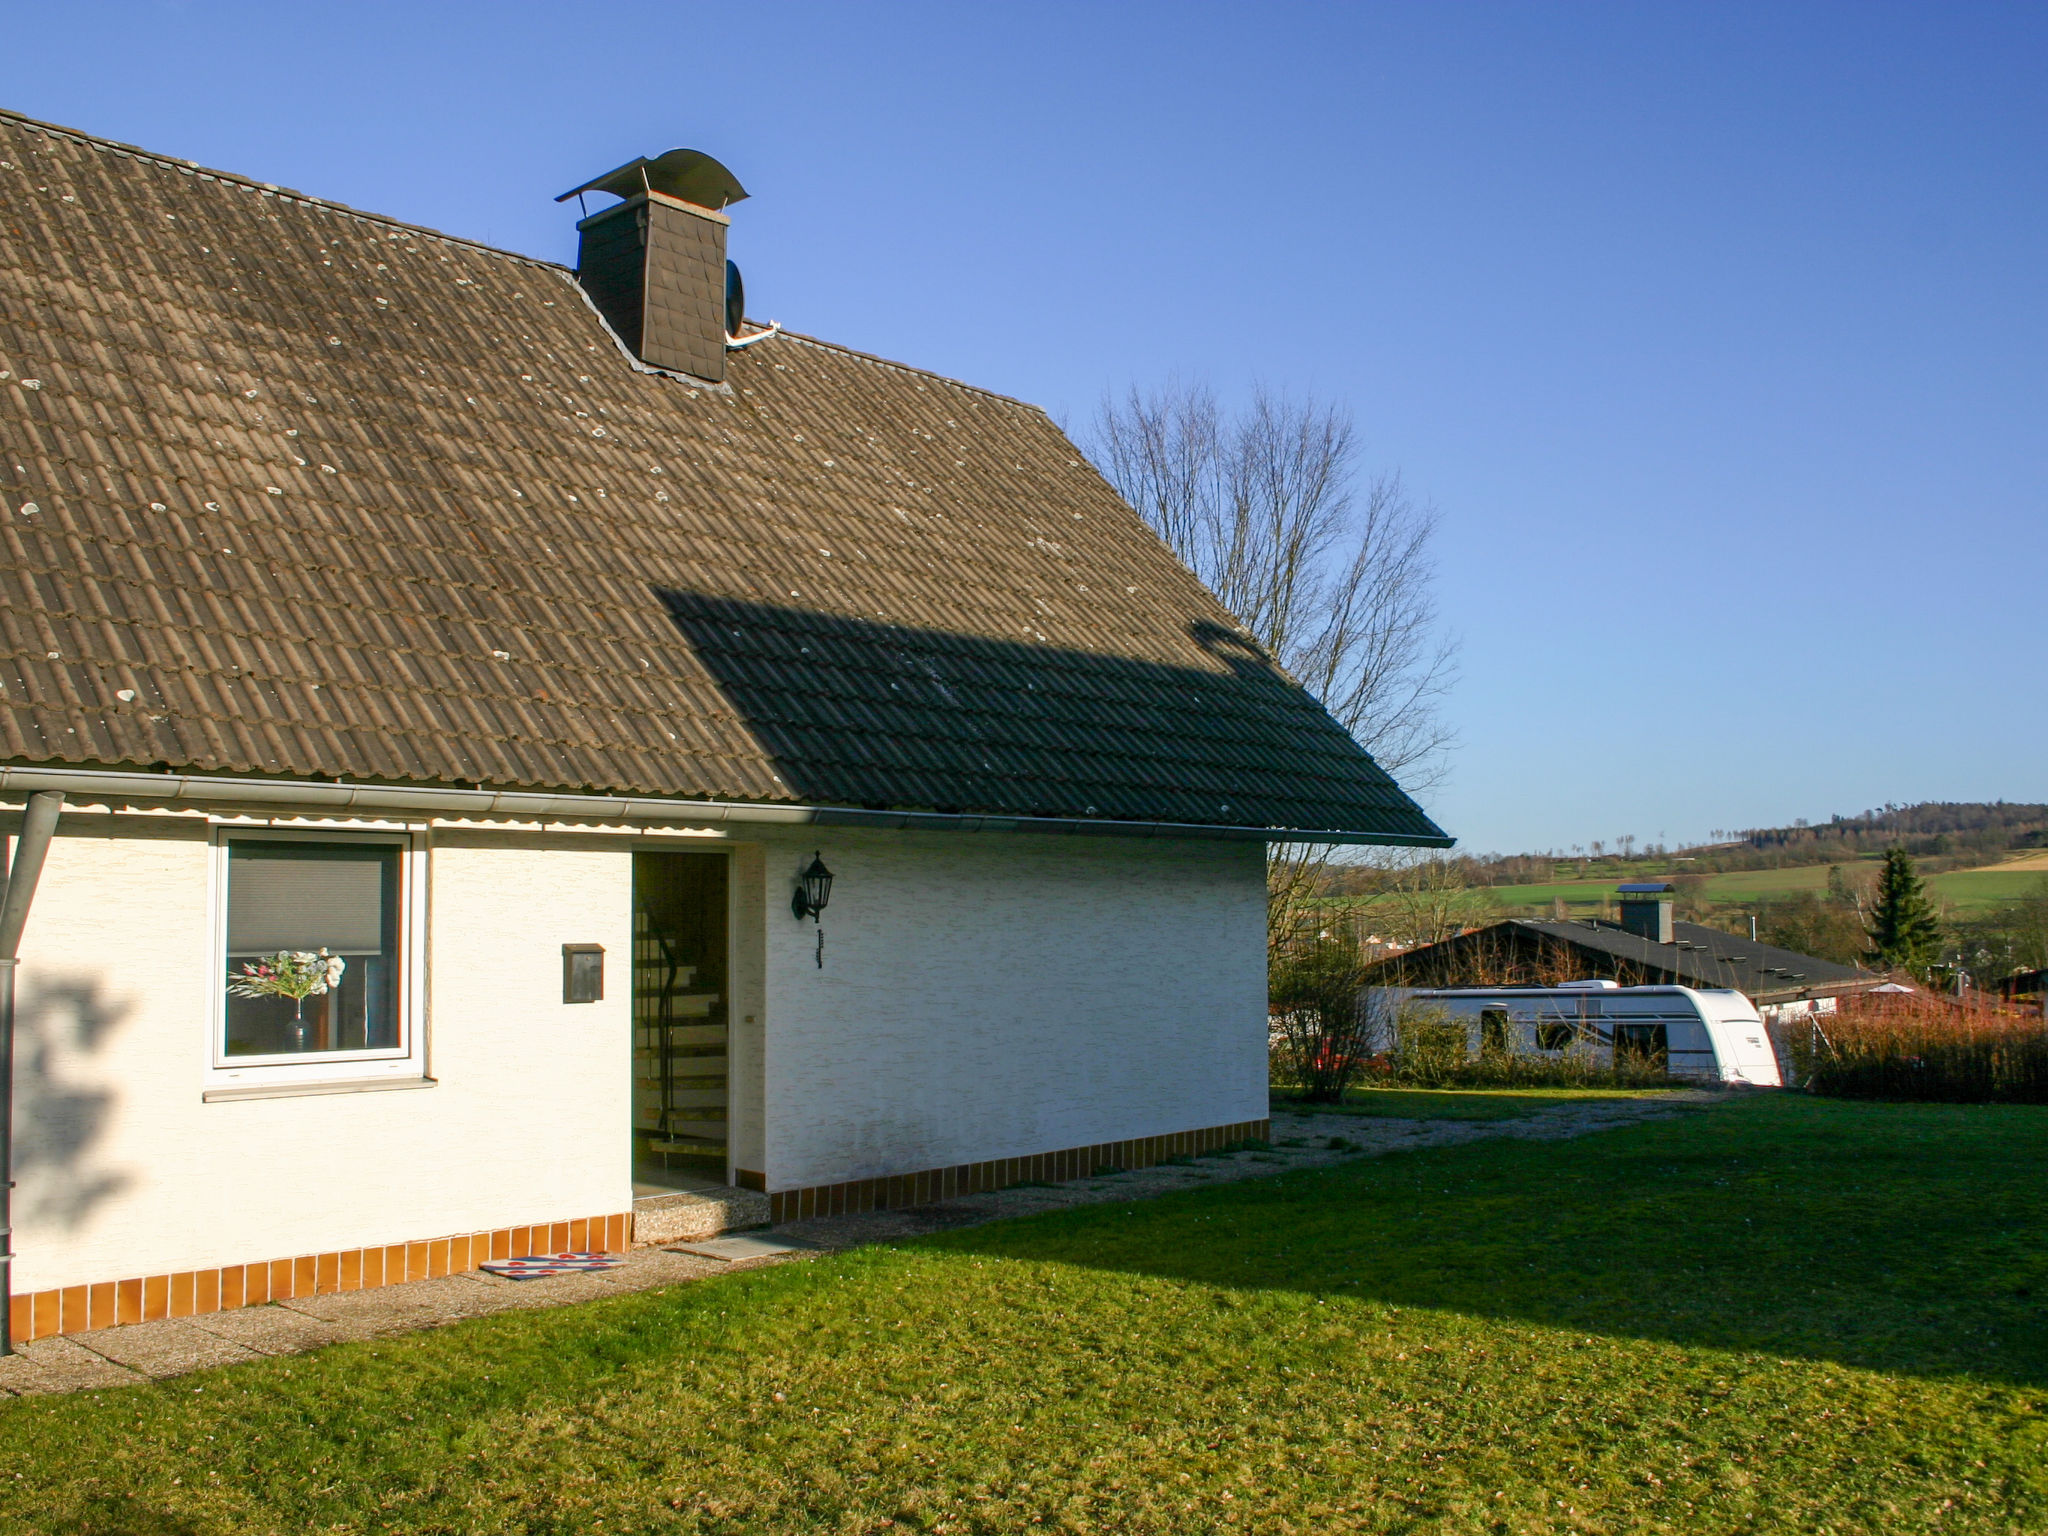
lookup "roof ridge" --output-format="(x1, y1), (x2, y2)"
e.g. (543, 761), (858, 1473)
(770, 331), (1049, 416)
(0, 103), (561, 269)
(0, 104), (1056, 419)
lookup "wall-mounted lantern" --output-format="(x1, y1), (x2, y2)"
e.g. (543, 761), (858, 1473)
(562, 943), (605, 1004)
(791, 852), (833, 922)
(791, 852), (834, 968)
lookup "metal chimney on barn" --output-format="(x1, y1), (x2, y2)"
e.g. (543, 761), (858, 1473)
(1617, 882), (1676, 944)
(558, 149), (748, 384)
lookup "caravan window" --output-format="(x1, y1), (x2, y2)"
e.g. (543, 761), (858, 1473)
(1535, 1021), (1575, 1051)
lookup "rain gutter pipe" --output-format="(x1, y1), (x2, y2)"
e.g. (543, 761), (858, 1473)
(0, 765), (1451, 848)
(0, 789), (62, 1356)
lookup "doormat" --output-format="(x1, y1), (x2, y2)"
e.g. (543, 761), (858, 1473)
(479, 1252), (623, 1280)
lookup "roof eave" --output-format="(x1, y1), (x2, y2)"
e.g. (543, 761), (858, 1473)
(0, 764), (1452, 848)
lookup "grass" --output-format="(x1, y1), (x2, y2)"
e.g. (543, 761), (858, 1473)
(1463, 866), (1844, 913)
(5, 1096), (2046, 1533)
(1271, 1084), (1684, 1120)
(1928, 868), (2048, 909)
(1331, 859), (2038, 919)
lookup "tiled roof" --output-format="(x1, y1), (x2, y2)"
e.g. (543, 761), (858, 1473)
(1365, 918), (1877, 1003)
(1517, 918), (1875, 1001)
(0, 109), (1447, 843)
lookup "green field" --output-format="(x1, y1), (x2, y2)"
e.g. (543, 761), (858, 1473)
(1441, 861), (2045, 916)
(3, 1095), (2044, 1533)
(1929, 868), (2048, 910)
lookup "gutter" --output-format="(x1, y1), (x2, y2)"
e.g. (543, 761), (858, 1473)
(0, 764), (1450, 848)
(0, 789), (62, 1356)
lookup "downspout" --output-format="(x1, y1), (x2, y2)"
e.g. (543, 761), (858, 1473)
(0, 789), (62, 1354)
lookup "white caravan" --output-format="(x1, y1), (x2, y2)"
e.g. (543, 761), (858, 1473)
(1374, 981), (1782, 1087)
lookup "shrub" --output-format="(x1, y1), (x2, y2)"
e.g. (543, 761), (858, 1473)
(1269, 933), (1375, 1102)
(1791, 992), (2048, 1103)
(1390, 1007), (1470, 1087)
(1376, 1003), (1672, 1090)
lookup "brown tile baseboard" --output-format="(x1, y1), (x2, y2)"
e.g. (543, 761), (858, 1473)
(9, 1211), (633, 1344)
(765, 1118), (1271, 1223)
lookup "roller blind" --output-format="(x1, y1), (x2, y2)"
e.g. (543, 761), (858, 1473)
(227, 844), (392, 954)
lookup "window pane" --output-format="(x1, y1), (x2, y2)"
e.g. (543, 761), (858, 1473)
(225, 842), (400, 1057)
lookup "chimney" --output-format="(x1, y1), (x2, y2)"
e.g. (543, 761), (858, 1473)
(557, 149), (748, 384)
(1617, 882), (1675, 943)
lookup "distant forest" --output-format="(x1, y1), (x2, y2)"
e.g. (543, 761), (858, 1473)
(1709, 802), (2048, 868)
(1326, 802), (2048, 892)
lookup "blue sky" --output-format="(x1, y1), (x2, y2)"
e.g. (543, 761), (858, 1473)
(8, 2), (2044, 853)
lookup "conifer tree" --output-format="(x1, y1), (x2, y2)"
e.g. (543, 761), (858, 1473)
(1865, 847), (1942, 976)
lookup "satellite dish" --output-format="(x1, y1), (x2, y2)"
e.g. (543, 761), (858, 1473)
(725, 261), (745, 337)
(556, 148), (749, 211)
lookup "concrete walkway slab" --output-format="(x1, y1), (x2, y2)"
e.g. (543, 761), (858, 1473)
(668, 1234), (808, 1262)
(482, 1269), (639, 1305)
(0, 1335), (146, 1395)
(588, 1250), (729, 1292)
(70, 1319), (265, 1379)
(186, 1303), (368, 1356)
(277, 1275), (523, 1333)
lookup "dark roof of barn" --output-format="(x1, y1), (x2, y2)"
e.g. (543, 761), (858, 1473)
(0, 109), (1447, 844)
(1368, 917), (1878, 1004)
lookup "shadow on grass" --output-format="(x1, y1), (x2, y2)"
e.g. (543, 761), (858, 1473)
(929, 1094), (2048, 1389)
(60, 1500), (203, 1536)
(1271, 1085), (1686, 1120)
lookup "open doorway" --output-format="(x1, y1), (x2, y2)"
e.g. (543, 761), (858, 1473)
(632, 850), (730, 1194)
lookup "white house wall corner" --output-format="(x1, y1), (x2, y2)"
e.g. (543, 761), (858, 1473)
(753, 829), (1269, 1191)
(7, 810), (1271, 1322)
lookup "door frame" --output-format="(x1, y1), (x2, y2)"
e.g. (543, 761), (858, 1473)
(629, 843), (739, 1187)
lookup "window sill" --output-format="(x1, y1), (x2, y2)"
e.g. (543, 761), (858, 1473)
(202, 1075), (437, 1104)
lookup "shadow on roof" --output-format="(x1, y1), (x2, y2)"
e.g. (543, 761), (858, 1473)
(654, 590), (1446, 841)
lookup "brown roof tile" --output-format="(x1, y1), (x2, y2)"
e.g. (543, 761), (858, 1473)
(0, 108), (1447, 842)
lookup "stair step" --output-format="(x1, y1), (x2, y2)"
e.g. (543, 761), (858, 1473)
(646, 1087), (726, 1109)
(639, 1121), (728, 1141)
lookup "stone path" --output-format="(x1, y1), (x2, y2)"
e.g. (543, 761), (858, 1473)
(0, 1090), (1726, 1398)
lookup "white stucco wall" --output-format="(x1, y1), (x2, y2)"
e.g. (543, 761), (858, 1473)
(752, 830), (1270, 1189)
(11, 810), (1271, 1291)
(11, 816), (634, 1293)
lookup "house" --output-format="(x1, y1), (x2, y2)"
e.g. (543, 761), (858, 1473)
(1997, 968), (2045, 1007)
(0, 111), (1446, 1344)
(1358, 886), (1887, 1022)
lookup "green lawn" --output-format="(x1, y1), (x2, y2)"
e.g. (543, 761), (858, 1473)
(4, 1096), (2045, 1534)
(1272, 1085), (1682, 1120)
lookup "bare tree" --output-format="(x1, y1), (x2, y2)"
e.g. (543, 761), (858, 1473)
(1089, 380), (1457, 950)
(1091, 381), (1456, 785)
(1368, 855), (1499, 949)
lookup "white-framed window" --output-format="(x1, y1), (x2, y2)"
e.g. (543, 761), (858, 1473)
(208, 827), (427, 1084)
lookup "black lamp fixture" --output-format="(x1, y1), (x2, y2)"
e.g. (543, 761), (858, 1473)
(792, 852), (834, 968)
(792, 852), (833, 922)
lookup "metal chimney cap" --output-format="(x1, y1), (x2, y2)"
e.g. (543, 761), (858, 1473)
(556, 148), (748, 210)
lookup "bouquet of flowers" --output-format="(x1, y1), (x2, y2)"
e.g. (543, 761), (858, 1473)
(227, 949), (347, 1021)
